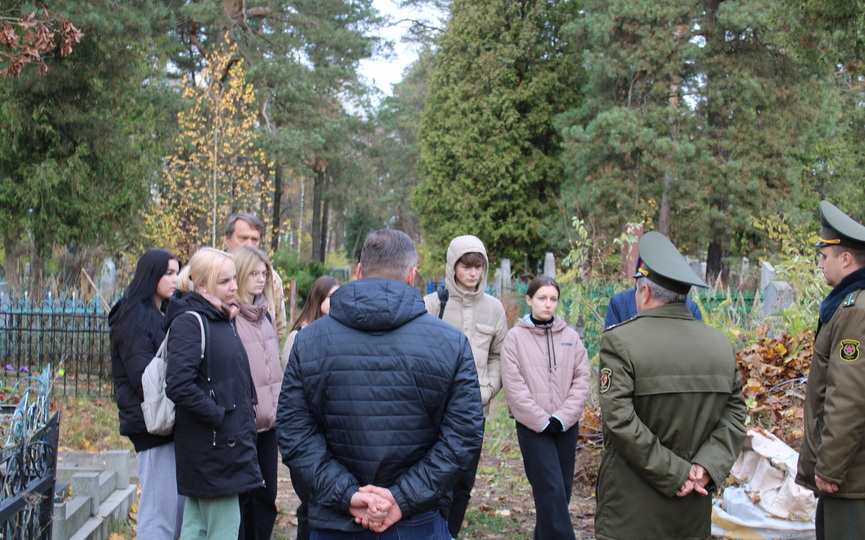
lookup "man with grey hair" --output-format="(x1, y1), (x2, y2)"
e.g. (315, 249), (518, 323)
(224, 213), (287, 339)
(595, 231), (746, 540)
(276, 229), (483, 539)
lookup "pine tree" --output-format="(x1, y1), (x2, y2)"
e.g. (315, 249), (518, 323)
(414, 0), (583, 268)
(559, 0), (842, 279)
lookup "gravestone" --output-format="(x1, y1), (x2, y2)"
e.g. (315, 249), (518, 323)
(763, 280), (793, 320)
(761, 261), (776, 293)
(100, 258), (117, 301)
(544, 253), (556, 278)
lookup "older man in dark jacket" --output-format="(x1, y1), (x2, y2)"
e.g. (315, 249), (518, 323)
(277, 229), (484, 539)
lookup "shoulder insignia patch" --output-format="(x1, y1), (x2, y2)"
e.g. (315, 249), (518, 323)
(600, 367), (612, 394)
(843, 291), (858, 307)
(840, 340), (860, 362)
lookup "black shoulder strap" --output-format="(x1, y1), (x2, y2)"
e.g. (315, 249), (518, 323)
(437, 288), (449, 319)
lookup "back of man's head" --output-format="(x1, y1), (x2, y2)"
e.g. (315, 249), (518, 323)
(360, 229), (417, 281)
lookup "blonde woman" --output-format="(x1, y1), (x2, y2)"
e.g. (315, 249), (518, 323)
(165, 247), (263, 539)
(233, 247), (282, 540)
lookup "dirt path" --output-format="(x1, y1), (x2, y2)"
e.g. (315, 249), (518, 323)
(271, 437), (598, 539)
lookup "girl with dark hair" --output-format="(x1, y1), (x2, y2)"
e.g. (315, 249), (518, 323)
(281, 275), (340, 366)
(233, 248), (282, 540)
(280, 274), (339, 540)
(109, 248), (184, 539)
(501, 275), (591, 540)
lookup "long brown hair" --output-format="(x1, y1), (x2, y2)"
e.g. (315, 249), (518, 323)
(291, 275), (340, 331)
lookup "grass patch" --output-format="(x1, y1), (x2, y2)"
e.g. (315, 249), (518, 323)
(54, 396), (132, 452)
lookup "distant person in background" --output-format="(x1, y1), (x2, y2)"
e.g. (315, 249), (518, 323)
(604, 257), (703, 328)
(165, 247), (263, 539)
(501, 275), (591, 540)
(234, 248), (283, 540)
(224, 213), (287, 339)
(422, 235), (507, 538)
(108, 248), (184, 540)
(281, 274), (340, 540)
(282, 275), (340, 368)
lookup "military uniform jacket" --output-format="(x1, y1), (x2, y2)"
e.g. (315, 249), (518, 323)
(596, 303), (746, 540)
(796, 289), (865, 498)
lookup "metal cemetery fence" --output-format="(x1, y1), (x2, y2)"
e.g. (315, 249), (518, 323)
(0, 300), (112, 398)
(0, 366), (59, 539)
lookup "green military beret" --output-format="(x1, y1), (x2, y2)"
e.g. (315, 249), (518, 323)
(815, 200), (865, 249)
(633, 231), (708, 295)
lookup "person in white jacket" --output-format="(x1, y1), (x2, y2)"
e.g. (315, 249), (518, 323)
(502, 275), (591, 540)
(423, 235), (508, 538)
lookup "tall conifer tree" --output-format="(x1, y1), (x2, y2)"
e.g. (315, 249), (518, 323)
(415, 0), (583, 266)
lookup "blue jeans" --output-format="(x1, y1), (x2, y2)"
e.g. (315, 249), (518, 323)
(311, 510), (449, 540)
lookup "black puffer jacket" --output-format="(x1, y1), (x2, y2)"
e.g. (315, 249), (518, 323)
(276, 278), (484, 532)
(164, 291), (263, 499)
(109, 298), (173, 452)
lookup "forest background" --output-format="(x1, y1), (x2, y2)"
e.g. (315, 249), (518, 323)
(1, 0), (864, 301)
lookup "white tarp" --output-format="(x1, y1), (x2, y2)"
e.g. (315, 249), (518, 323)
(711, 427), (816, 540)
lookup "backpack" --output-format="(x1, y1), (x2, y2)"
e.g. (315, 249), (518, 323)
(436, 287), (449, 319)
(141, 311), (208, 436)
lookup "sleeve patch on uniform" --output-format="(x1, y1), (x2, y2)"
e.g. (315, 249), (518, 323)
(600, 367), (612, 394)
(840, 340), (860, 362)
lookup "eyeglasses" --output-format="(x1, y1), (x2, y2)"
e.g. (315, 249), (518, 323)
(251, 270), (269, 280)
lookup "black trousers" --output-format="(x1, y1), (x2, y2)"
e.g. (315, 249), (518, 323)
(239, 428), (279, 540)
(515, 421), (578, 540)
(446, 420), (484, 538)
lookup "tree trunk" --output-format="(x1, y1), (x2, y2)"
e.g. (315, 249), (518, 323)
(271, 165), (282, 252)
(311, 166), (325, 262)
(704, 0), (730, 283)
(319, 193), (329, 264)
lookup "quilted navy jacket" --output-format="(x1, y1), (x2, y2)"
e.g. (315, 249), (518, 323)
(276, 277), (484, 532)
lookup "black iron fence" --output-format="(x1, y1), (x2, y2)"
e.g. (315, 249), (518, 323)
(0, 300), (112, 398)
(0, 367), (58, 539)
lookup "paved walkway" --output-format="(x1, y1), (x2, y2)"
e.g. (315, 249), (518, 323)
(57, 450), (301, 539)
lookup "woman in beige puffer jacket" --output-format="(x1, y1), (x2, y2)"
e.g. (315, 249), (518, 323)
(502, 275), (591, 540)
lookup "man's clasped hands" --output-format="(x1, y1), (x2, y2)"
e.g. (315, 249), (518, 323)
(349, 485), (404, 533)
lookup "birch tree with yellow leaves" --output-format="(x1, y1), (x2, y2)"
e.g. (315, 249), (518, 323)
(148, 41), (271, 256)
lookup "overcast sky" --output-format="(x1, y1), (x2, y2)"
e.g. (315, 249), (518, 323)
(358, 0), (443, 98)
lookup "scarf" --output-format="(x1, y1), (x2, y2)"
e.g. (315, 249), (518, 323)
(818, 266), (865, 328)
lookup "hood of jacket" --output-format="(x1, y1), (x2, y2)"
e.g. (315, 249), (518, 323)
(445, 235), (490, 302)
(163, 290), (226, 329)
(329, 278), (427, 332)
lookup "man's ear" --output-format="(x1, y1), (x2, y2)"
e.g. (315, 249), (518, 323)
(407, 266), (417, 287)
(356, 263), (363, 280)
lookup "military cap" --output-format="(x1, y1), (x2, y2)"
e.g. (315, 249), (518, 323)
(815, 200), (865, 249)
(633, 231), (708, 295)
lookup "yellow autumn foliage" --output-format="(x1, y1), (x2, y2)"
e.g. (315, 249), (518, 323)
(144, 40), (272, 255)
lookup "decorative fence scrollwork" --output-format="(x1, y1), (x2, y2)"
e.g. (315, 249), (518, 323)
(1, 299), (112, 397)
(0, 365), (58, 539)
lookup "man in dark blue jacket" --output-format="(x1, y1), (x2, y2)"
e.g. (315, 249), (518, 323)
(276, 229), (484, 539)
(605, 258), (704, 328)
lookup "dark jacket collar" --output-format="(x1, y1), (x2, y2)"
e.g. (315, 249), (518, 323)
(634, 302), (695, 321)
(819, 266), (865, 327)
